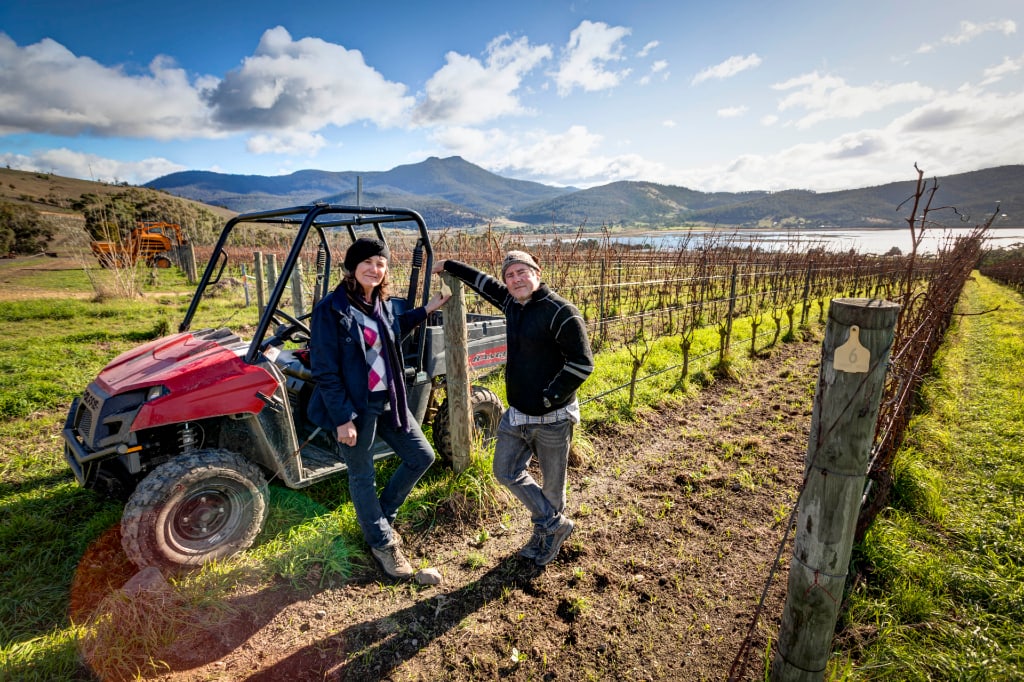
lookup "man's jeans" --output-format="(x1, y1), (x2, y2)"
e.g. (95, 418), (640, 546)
(338, 397), (435, 549)
(493, 410), (574, 533)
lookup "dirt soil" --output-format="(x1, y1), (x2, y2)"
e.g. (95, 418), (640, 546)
(71, 338), (820, 682)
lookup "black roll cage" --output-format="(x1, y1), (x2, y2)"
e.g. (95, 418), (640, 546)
(179, 203), (434, 370)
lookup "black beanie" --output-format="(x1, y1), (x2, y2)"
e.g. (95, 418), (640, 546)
(344, 238), (390, 273)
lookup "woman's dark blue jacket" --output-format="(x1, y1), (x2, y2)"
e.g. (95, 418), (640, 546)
(306, 285), (427, 434)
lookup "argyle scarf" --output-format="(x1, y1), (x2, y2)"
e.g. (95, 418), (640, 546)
(350, 291), (410, 432)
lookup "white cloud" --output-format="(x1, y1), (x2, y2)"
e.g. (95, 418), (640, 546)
(662, 120), (677, 128)
(413, 34), (551, 126)
(0, 33), (215, 138)
(717, 106), (748, 118)
(639, 59), (670, 85)
(691, 54), (762, 86)
(246, 130), (329, 155)
(980, 53), (1024, 86)
(206, 27), (413, 131)
(0, 148), (185, 185)
(773, 71), (935, 128)
(916, 19), (1017, 53)
(0, 27), (416, 144)
(637, 40), (659, 58)
(670, 84), (1024, 193)
(430, 124), (667, 188)
(553, 20), (632, 96)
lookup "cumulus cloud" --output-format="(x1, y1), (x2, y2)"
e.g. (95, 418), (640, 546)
(917, 19), (1017, 53)
(772, 71), (935, 128)
(717, 106), (748, 118)
(0, 27), (415, 145)
(691, 54), (762, 86)
(413, 34), (551, 126)
(0, 147), (185, 185)
(0, 33), (215, 139)
(980, 53), (1024, 86)
(430, 124), (667, 187)
(553, 20), (632, 96)
(639, 59), (670, 86)
(669, 85), (1024, 193)
(205, 27), (413, 131)
(246, 130), (329, 155)
(637, 41), (659, 58)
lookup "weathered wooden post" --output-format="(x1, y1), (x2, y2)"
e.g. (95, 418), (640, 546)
(441, 273), (473, 473)
(290, 260), (305, 319)
(772, 297), (900, 681)
(241, 264), (251, 307)
(253, 252), (265, 315)
(264, 253), (279, 294)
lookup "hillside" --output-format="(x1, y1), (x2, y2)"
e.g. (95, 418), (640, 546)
(146, 156), (572, 226)
(0, 166), (236, 249)
(145, 158), (1024, 231)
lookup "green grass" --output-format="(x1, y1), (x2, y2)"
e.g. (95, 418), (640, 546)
(834, 274), (1024, 680)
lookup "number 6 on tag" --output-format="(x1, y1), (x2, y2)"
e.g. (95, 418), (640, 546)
(834, 325), (870, 373)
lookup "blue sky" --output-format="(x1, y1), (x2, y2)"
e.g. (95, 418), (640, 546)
(1, 0), (1021, 193)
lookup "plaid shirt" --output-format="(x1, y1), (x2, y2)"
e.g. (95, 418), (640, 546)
(508, 398), (580, 426)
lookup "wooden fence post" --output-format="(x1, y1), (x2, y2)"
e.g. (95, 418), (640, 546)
(241, 264), (251, 307)
(290, 260), (305, 319)
(253, 252), (265, 315)
(264, 253), (279, 295)
(442, 273), (473, 473)
(772, 297), (900, 681)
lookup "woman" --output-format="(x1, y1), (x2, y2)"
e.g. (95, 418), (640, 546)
(307, 237), (449, 579)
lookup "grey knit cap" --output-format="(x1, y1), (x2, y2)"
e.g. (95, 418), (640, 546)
(501, 250), (540, 279)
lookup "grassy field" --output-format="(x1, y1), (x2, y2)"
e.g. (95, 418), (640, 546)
(832, 275), (1024, 679)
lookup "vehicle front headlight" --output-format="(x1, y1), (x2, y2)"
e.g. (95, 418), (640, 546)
(146, 385), (168, 402)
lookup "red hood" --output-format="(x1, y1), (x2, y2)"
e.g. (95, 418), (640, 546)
(95, 331), (280, 430)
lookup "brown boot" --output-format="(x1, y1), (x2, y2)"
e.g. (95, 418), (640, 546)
(371, 540), (414, 579)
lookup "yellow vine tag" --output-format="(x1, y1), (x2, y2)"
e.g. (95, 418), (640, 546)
(834, 325), (870, 373)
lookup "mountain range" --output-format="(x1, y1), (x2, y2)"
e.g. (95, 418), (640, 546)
(145, 157), (1023, 231)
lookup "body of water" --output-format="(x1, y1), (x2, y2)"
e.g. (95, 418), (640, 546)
(610, 226), (1024, 255)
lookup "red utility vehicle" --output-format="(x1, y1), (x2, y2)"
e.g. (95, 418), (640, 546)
(63, 205), (506, 570)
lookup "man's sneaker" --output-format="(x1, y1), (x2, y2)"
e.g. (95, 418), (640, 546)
(535, 517), (575, 566)
(517, 527), (545, 559)
(371, 541), (414, 579)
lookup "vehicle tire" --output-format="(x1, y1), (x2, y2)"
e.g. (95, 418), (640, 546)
(150, 255), (172, 268)
(431, 385), (504, 465)
(120, 449), (268, 570)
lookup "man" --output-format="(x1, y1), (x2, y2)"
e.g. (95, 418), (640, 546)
(432, 251), (594, 566)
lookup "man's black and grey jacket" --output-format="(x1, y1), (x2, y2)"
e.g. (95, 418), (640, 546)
(440, 260), (594, 416)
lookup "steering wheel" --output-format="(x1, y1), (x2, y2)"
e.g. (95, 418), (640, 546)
(267, 308), (312, 346)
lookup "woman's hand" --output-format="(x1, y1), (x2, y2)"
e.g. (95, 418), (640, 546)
(430, 259), (447, 275)
(425, 288), (452, 313)
(336, 421), (357, 447)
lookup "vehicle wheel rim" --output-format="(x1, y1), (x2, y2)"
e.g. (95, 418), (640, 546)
(170, 483), (244, 548)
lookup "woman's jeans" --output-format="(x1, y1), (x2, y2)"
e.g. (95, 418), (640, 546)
(492, 410), (574, 533)
(338, 396), (435, 549)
